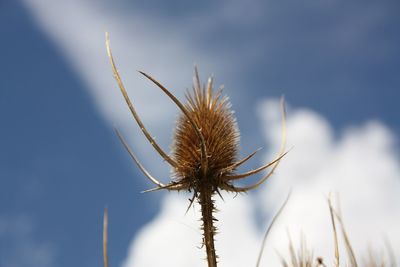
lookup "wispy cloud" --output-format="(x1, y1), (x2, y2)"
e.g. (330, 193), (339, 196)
(22, 0), (235, 178)
(124, 100), (400, 266)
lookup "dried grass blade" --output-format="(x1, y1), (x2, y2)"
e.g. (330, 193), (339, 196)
(256, 191), (291, 267)
(332, 204), (358, 267)
(103, 208), (109, 267)
(328, 196), (340, 267)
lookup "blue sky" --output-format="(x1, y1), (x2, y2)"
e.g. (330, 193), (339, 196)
(1, 0), (399, 266)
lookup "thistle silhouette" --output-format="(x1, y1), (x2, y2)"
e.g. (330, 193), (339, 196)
(106, 33), (287, 267)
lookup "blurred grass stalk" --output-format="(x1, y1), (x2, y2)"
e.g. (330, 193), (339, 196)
(261, 195), (397, 267)
(103, 208), (109, 267)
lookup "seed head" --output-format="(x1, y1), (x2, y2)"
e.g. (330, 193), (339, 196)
(106, 32), (287, 195)
(172, 80), (239, 185)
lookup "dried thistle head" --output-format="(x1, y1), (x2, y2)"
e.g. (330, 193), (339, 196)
(172, 79), (240, 188)
(107, 58), (286, 194)
(105, 32), (287, 266)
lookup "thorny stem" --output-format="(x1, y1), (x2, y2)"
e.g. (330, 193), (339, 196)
(199, 183), (218, 267)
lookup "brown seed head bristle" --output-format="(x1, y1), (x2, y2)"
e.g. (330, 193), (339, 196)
(172, 80), (240, 182)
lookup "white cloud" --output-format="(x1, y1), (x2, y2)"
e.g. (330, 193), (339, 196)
(123, 100), (400, 267)
(258, 100), (400, 266)
(123, 193), (261, 267)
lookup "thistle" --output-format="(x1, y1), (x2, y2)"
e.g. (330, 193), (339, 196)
(105, 33), (287, 267)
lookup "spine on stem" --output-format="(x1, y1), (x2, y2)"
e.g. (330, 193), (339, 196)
(199, 184), (218, 267)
